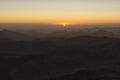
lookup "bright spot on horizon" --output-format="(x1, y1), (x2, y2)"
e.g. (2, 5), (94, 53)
(56, 22), (69, 27)
(63, 24), (66, 27)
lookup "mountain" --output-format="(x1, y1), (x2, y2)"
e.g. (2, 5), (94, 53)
(50, 68), (120, 80)
(89, 29), (117, 38)
(0, 29), (33, 41)
(0, 35), (120, 80)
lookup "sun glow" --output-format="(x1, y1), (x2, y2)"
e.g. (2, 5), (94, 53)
(58, 22), (70, 27)
(63, 24), (66, 27)
(52, 22), (70, 27)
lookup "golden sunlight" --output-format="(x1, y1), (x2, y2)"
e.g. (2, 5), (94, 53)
(63, 24), (66, 27)
(52, 22), (70, 27)
(59, 22), (70, 27)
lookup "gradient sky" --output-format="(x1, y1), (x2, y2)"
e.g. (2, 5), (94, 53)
(0, 0), (120, 24)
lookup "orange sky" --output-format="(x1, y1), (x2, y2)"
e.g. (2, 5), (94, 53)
(0, 0), (120, 24)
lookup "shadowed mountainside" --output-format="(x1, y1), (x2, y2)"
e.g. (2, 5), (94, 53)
(50, 68), (120, 80)
(1, 25), (120, 80)
(0, 29), (33, 41)
(1, 34), (120, 80)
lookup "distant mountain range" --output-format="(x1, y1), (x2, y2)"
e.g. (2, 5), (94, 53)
(0, 29), (120, 80)
(88, 29), (119, 38)
(0, 28), (120, 42)
(50, 68), (120, 80)
(0, 30), (33, 41)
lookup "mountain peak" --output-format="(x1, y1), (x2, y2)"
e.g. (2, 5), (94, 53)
(90, 29), (115, 37)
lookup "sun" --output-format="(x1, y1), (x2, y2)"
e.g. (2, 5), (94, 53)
(63, 24), (66, 27)
(61, 22), (69, 27)
(52, 22), (70, 27)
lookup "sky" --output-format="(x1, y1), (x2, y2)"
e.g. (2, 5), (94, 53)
(0, 0), (120, 24)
